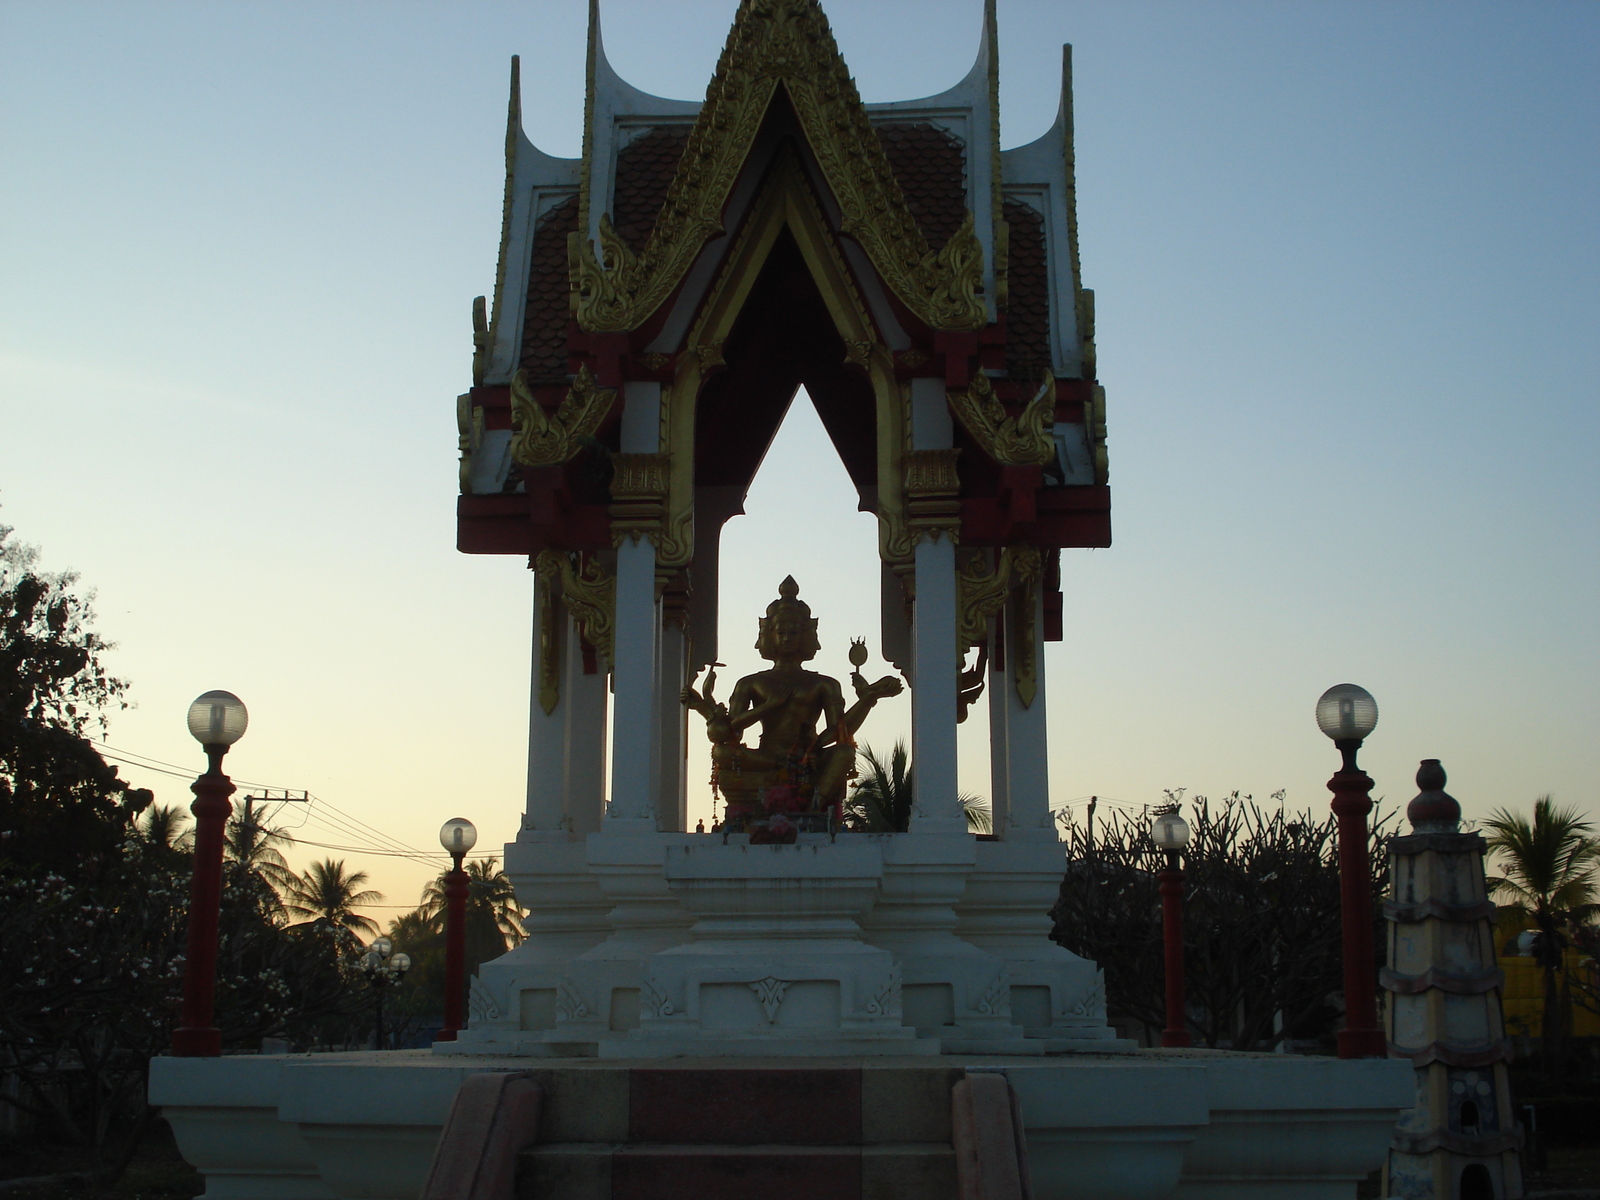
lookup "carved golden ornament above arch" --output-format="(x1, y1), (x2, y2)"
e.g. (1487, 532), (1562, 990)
(946, 370), (1056, 467)
(510, 363), (617, 467)
(535, 550), (615, 672)
(956, 545), (1042, 652)
(570, 0), (986, 334)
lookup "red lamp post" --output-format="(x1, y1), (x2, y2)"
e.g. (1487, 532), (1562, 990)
(171, 690), (248, 1057)
(435, 816), (477, 1042)
(1153, 805), (1192, 1048)
(1316, 683), (1387, 1060)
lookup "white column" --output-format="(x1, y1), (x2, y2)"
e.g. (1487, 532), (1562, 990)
(1003, 583), (1056, 842)
(524, 572), (566, 834)
(656, 621), (688, 831)
(608, 536), (659, 825)
(908, 376), (964, 832)
(604, 380), (664, 828)
(563, 615), (608, 836)
(910, 535), (964, 831)
(987, 611), (1012, 836)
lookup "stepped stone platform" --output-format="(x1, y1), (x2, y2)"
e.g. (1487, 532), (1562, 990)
(150, 1048), (1414, 1199)
(518, 1062), (963, 1199)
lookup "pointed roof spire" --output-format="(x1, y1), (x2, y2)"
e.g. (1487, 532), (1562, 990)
(984, 0), (1006, 309)
(571, 0), (986, 333)
(488, 55), (523, 362)
(579, 0), (600, 238)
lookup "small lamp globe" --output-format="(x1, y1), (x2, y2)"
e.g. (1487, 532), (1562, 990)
(439, 817), (478, 861)
(1315, 684), (1378, 745)
(1152, 810), (1191, 855)
(186, 691), (248, 757)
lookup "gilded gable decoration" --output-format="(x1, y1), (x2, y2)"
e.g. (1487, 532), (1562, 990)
(946, 371), (1056, 466)
(570, 0), (986, 334)
(510, 363), (618, 467)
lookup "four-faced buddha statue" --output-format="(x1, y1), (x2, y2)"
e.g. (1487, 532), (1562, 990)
(681, 576), (902, 832)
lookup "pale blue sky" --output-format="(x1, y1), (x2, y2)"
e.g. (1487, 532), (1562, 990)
(2, 1), (1594, 912)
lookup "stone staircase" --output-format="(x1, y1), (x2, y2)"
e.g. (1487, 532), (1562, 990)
(517, 1063), (965, 1200)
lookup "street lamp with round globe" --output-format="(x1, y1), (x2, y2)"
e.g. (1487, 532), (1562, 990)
(1153, 804), (1192, 1048)
(436, 817), (477, 1042)
(171, 690), (248, 1057)
(1316, 683), (1386, 1060)
(360, 939), (412, 1050)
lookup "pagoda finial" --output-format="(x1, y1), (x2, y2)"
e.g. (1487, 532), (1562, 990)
(1407, 758), (1462, 833)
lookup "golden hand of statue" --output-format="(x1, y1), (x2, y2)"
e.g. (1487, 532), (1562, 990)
(852, 673), (904, 704)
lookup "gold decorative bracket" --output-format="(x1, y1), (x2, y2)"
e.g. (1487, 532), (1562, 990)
(535, 550), (616, 672)
(955, 545), (1043, 709)
(957, 547), (1016, 656)
(471, 295), (490, 388)
(1086, 382), (1109, 485)
(510, 363), (618, 467)
(456, 392), (482, 495)
(946, 371), (1055, 466)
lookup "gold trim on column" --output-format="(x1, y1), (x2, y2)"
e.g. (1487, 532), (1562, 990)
(946, 370), (1055, 466)
(1009, 547), (1043, 709)
(535, 550), (616, 671)
(510, 364), (618, 467)
(569, 0), (985, 334)
(609, 452), (669, 546)
(903, 449), (962, 545)
(536, 566), (561, 715)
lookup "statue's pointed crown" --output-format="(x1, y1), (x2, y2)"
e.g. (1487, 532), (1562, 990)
(766, 574), (810, 619)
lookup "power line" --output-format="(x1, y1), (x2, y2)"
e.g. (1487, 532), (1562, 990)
(98, 741), (497, 862)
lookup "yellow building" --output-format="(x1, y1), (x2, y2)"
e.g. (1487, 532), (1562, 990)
(1494, 933), (1600, 1038)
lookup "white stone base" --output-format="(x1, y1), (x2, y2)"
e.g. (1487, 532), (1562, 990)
(150, 1049), (1415, 1200)
(451, 828), (1128, 1059)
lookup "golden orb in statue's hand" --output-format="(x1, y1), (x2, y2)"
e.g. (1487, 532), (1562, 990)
(848, 638), (869, 669)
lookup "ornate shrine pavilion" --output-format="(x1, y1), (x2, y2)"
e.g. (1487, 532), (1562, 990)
(150, 7), (1417, 1198)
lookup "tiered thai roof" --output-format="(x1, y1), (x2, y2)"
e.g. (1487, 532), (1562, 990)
(457, 0), (1109, 581)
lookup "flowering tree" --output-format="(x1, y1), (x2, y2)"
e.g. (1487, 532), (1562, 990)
(0, 523), (151, 868)
(0, 524), (369, 1169)
(1050, 793), (1394, 1050)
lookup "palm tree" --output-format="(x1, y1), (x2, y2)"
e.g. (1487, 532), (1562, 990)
(846, 741), (990, 834)
(139, 802), (191, 852)
(282, 858), (384, 943)
(1483, 797), (1600, 1077)
(849, 741), (913, 831)
(422, 857), (524, 944)
(420, 858), (523, 1000)
(225, 805), (297, 894)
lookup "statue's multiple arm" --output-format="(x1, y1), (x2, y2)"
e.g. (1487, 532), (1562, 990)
(841, 672), (904, 736)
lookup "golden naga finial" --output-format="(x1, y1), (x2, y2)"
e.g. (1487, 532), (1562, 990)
(945, 371), (1057, 467)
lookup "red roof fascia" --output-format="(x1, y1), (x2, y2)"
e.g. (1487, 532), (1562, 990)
(960, 484), (1111, 549)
